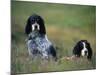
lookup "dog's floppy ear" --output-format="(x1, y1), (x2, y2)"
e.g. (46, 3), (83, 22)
(38, 16), (46, 35)
(73, 42), (80, 56)
(25, 18), (32, 35)
(73, 41), (83, 57)
(87, 42), (92, 60)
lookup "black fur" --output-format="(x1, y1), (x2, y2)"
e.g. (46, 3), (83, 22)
(25, 14), (57, 61)
(25, 14), (46, 35)
(73, 40), (92, 60)
(49, 45), (57, 61)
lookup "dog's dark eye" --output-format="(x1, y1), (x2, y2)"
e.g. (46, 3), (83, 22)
(37, 19), (39, 21)
(32, 19), (35, 21)
(86, 43), (89, 47)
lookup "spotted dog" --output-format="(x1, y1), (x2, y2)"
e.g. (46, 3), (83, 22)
(25, 14), (57, 61)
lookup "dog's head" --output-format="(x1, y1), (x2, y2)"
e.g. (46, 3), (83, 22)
(25, 14), (46, 35)
(73, 40), (92, 59)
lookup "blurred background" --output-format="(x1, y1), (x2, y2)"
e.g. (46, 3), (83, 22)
(11, 1), (96, 74)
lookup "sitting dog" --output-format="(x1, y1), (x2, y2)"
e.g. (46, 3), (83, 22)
(25, 14), (57, 61)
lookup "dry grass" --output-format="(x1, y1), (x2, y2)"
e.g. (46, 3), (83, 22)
(11, 26), (96, 74)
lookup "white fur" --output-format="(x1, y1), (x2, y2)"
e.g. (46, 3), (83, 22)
(27, 40), (34, 57)
(32, 22), (40, 31)
(45, 35), (52, 46)
(81, 42), (88, 56)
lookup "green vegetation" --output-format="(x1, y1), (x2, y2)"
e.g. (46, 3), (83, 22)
(11, 1), (96, 74)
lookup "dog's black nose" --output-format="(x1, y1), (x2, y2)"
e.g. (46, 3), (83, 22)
(85, 51), (88, 54)
(35, 25), (38, 29)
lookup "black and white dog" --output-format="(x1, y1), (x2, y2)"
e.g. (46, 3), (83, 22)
(73, 40), (92, 60)
(25, 14), (57, 61)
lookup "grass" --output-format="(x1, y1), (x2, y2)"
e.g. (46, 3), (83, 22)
(11, 1), (96, 74)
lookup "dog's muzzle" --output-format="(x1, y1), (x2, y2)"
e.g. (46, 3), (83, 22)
(32, 23), (40, 31)
(81, 49), (88, 56)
